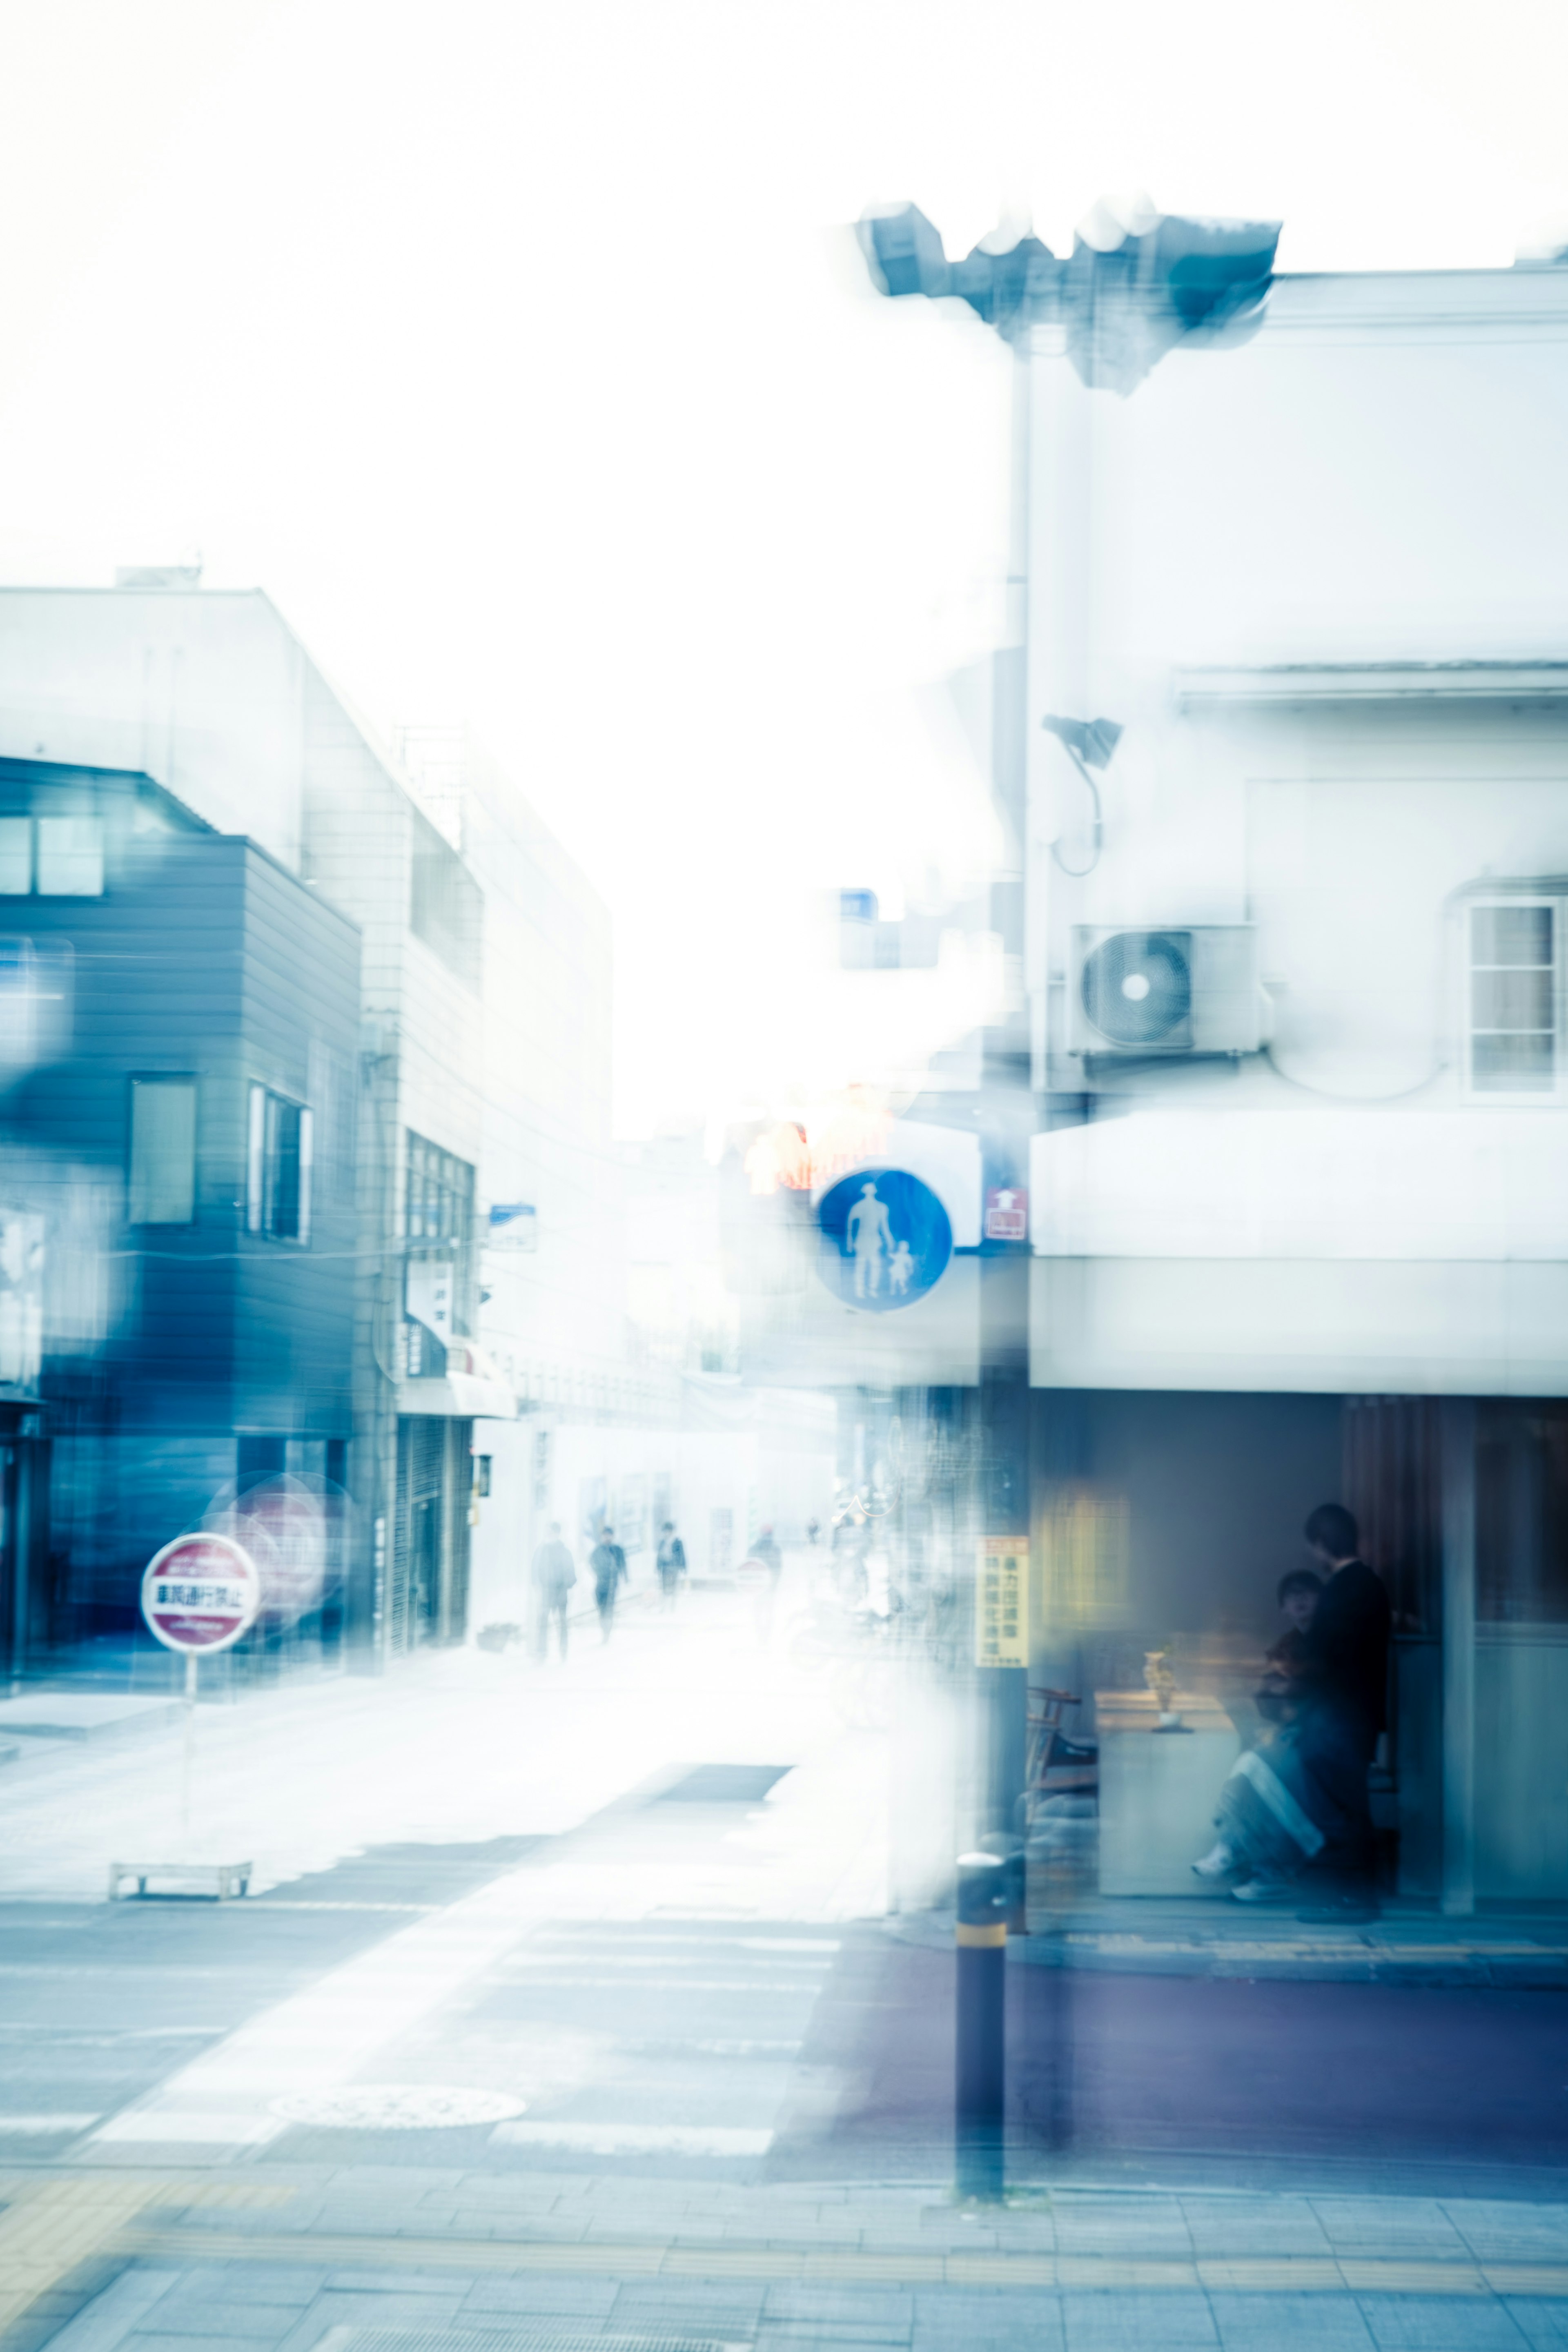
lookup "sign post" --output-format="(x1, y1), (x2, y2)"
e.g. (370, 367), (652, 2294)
(140, 1533), (261, 1849)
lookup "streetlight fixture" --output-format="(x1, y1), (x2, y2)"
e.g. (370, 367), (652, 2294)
(1041, 713), (1123, 875)
(857, 200), (1279, 388)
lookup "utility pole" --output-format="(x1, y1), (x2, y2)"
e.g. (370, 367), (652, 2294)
(857, 198), (1281, 1840)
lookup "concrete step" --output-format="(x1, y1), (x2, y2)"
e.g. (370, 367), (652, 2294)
(0, 1693), (183, 1742)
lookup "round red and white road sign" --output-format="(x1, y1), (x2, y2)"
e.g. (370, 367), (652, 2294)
(141, 1532), (261, 1655)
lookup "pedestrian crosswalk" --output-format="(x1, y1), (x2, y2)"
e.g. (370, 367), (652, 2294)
(465, 1918), (843, 2169)
(74, 1889), (846, 2170)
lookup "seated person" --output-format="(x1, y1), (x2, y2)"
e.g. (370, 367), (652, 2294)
(1256, 1568), (1323, 1720)
(1193, 1566), (1329, 1899)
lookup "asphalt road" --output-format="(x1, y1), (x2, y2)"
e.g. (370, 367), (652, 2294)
(780, 1933), (1568, 2194)
(4, 1800), (1568, 2196)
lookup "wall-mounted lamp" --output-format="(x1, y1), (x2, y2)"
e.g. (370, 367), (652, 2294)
(1042, 714), (1123, 876)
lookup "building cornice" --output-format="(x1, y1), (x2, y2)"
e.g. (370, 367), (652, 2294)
(1176, 661), (1568, 710)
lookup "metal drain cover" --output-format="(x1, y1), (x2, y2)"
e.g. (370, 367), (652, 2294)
(272, 2086), (526, 2129)
(316, 2332), (748, 2352)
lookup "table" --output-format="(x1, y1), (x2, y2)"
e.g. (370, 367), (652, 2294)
(1096, 1689), (1242, 1895)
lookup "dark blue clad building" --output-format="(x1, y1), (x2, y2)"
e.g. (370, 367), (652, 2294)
(0, 757), (360, 1673)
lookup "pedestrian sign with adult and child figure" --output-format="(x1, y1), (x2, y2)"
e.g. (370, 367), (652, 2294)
(816, 1166), (952, 1311)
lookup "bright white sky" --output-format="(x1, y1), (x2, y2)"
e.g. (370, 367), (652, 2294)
(2, 0), (1566, 1133)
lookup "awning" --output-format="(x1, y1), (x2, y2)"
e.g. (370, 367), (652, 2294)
(1030, 1109), (1568, 1262)
(397, 1374), (516, 1420)
(1028, 1109), (1568, 1394)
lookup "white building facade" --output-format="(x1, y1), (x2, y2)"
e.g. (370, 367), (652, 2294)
(1020, 264), (1568, 1911)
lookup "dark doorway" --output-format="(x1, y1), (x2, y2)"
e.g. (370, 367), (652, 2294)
(394, 1414), (448, 1651)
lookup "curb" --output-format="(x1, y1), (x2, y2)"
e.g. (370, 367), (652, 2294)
(884, 1913), (1568, 1987)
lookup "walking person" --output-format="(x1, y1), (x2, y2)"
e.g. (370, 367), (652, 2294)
(655, 1519), (686, 1610)
(531, 1521), (577, 1662)
(591, 1524), (628, 1643)
(749, 1523), (784, 1646)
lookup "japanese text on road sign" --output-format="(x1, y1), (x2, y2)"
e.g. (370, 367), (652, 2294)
(976, 1536), (1029, 1667)
(141, 1533), (260, 1655)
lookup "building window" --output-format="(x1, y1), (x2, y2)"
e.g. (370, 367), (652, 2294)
(1468, 900), (1559, 1097)
(129, 1077), (197, 1225)
(36, 817), (104, 896)
(405, 1130), (475, 1334)
(409, 812), (482, 992)
(247, 1084), (313, 1242)
(0, 816), (106, 897)
(0, 820), (31, 894)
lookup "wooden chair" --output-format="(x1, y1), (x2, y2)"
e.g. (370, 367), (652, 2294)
(1022, 1686), (1098, 1831)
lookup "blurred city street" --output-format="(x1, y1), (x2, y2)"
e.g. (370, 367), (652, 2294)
(9, 5), (1568, 2346)
(0, 1560), (887, 1909)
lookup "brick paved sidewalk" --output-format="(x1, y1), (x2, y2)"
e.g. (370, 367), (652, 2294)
(9, 2164), (1568, 2352)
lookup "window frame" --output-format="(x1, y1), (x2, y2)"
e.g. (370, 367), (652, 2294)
(34, 815), (105, 898)
(246, 1081), (314, 1245)
(0, 817), (33, 895)
(0, 813), (106, 898)
(127, 1074), (198, 1228)
(1462, 893), (1566, 1107)
(404, 1129), (476, 1337)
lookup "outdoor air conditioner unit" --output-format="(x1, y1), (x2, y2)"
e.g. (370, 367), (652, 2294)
(1068, 925), (1261, 1058)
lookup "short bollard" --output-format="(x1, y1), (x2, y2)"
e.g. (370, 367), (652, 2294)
(955, 1850), (1007, 2200)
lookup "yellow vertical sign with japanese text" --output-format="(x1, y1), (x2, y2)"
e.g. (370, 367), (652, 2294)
(976, 1536), (1029, 1667)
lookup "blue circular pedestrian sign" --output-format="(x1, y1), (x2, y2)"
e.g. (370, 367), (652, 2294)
(817, 1167), (952, 1312)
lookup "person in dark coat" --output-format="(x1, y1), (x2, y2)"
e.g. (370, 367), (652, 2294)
(591, 1526), (628, 1642)
(531, 1522), (577, 1662)
(753, 1526), (783, 1590)
(1296, 1501), (1392, 1918)
(656, 1520), (686, 1610)
(748, 1525), (784, 1645)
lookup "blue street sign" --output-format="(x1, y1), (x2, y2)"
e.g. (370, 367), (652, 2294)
(817, 1167), (953, 1312)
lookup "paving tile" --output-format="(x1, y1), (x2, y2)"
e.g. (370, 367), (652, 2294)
(756, 2316), (909, 2342)
(758, 2338), (913, 2352)
(273, 2288), (467, 2352)
(911, 2296), (1063, 2352)
(755, 2329), (912, 2351)
(1061, 2288), (1219, 2350)
(1448, 2209), (1568, 2264)
(126, 2304), (296, 2341)
(1209, 2290), (1376, 2348)
(763, 2284), (914, 2325)
(459, 2277), (621, 2317)
(1314, 2203), (1472, 2258)
(321, 2271), (482, 2295)
(32, 2270), (183, 2352)
(1501, 2304), (1568, 2350)
(1357, 2297), (1530, 2350)
(1180, 2198), (1333, 2257)
(205, 2271), (330, 2307)
(1051, 2203), (1194, 2258)
(119, 2337), (266, 2352)
(610, 2280), (770, 2326)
